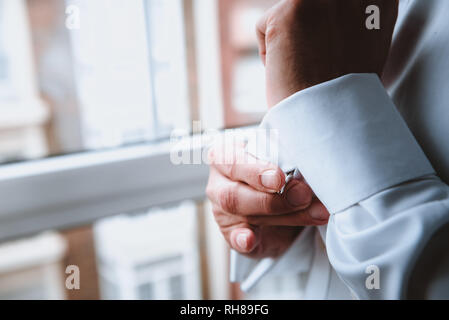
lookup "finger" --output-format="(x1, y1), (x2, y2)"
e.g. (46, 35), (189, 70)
(208, 173), (312, 216)
(209, 144), (285, 193)
(282, 179), (314, 208)
(246, 201), (330, 227)
(230, 227), (260, 254)
(212, 208), (260, 253)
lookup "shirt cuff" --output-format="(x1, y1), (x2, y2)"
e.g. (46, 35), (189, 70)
(260, 73), (435, 213)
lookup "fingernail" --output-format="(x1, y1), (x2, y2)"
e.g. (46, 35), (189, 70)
(236, 233), (249, 251)
(286, 184), (311, 207)
(260, 170), (282, 191)
(310, 205), (330, 221)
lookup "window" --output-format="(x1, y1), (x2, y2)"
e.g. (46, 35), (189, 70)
(218, 0), (276, 127)
(0, 0), (298, 300)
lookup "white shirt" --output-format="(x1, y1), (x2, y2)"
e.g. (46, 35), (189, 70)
(231, 0), (449, 300)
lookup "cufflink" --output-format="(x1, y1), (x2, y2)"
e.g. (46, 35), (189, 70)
(280, 168), (303, 194)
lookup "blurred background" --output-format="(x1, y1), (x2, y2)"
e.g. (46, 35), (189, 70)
(0, 0), (306, 300)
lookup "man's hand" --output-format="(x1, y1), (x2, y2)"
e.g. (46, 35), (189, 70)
(206, 143), (329, 259)
(257, 0), (399, 107)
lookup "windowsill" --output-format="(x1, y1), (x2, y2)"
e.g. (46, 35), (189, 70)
(0, 138), (209, 242)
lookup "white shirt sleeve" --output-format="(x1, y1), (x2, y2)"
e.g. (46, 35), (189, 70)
(231, 73), (449, 299)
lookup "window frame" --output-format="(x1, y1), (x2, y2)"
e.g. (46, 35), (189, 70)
(0, 140), (209, 242)
(0, 0), (231, 243)
(0, 0), (255, 301)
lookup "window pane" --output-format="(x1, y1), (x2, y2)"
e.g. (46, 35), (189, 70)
(0, 198), (313, 300)
(94, 201), (202, 300)
(0, 0), (280, 164)
(67, 0), (156, 149)
(0, 0), (305, 301)
(218, 0), (277, 127)
(0, 201), (208, 300)
(0, 0), (191, 164)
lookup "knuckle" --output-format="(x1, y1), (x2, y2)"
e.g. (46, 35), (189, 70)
(211, 208), (220, 217)
(219, 184), (239, 213)
(265, 0), (305, 38)
(265, 20), (280, 42)
(211, 208), (230, 230)
(265, 13), (292, 41)
(211, 208), (224, 224)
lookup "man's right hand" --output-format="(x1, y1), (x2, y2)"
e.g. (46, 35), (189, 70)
(206, 143), (329, 259)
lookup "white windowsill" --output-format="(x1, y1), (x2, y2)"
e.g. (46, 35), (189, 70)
(0, 139), (209, 242)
